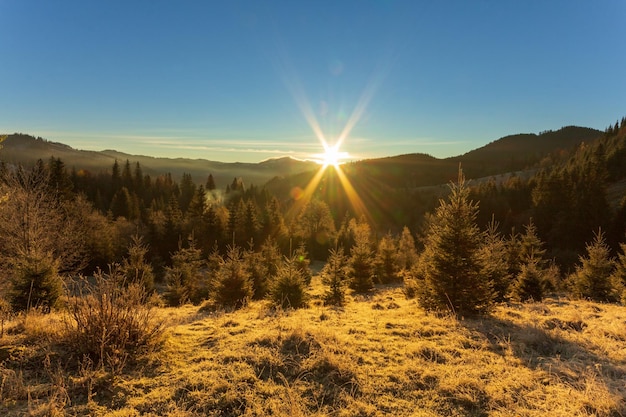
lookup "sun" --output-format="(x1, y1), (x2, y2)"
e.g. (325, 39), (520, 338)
(317, 143), (349, 167)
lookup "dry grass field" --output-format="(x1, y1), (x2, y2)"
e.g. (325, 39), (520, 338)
(1, 275), (625, 416)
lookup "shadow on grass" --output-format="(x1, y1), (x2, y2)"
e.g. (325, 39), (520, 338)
(463, 313), (626, 416)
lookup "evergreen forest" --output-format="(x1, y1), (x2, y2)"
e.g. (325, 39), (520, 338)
(1, 118), (626, 415)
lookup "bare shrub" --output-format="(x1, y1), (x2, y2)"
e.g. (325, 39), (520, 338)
(65, 266), (164, 372)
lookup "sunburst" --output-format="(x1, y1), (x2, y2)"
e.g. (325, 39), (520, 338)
(279, 61), (384, 224)
(314, 143), (349, 167)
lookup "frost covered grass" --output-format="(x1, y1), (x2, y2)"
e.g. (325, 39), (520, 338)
(1, 276), (625, 416)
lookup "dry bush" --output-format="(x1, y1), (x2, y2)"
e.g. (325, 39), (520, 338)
(0, 364), (26, 405)
(65, 267), (164, 372)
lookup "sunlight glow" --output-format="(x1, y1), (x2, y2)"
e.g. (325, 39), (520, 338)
(278, 52), (389, 224)
(315, 143), (350, 167)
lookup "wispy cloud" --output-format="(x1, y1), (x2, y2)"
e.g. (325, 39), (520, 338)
(32, 129), (327, 162)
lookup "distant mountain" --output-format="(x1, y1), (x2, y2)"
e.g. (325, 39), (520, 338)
(264, 126), (603, 202)
(0, 126), (603, 192)
(0, 134), (319, 188)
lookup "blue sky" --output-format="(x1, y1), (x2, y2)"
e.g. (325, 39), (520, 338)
(1, 1), (624, 163)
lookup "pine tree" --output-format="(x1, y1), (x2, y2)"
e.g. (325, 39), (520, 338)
(121, 234), (154, 291)
(47, 157), (73, 199)
(513, 258), (545, 302)
(347, 219), (375, 292)
(162, 195), (184, 259)
(165, 236), (207, 305)
(9, 254), (62, 312)
(397, 226), (418, 273)
(205, 204), (225, 246)
(570, 229), (615, 302)
(293, 243), (312, 285)
(262, 196), (288, 243)
(506, 220), (550, 300)
(206, 173), (216, 191)
(243, 245), (269, 300)
(187, 185), (207, 221)
(519, 220), (546, 265)
(212, 245), (253, 309)
(374, 232), (400, 284)
(111, 159), (121, 193)
(110, 187), (135, 219)
(610, 243), (626, 303)
(0, 165), (86, 311)
(242, 200), (260, 245)
(133, 162), (144, 192)
(122, 160), (133, 191)
(260, 237), (282, 280)
(179, 173), (196, 214)
(505, 228), (523, 280)
(269, 255), (308, 309)
(418, 168), (493, 316)
(480, 218), (511, 301)
(321, 247), (349, 306)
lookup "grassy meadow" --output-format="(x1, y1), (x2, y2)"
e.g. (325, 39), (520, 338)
(1, 272), (625, 417)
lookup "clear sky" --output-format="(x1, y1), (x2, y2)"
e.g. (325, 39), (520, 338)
(1, 1), (625, 163)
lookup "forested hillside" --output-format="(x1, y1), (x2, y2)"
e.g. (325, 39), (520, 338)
(1, 118), (626, 415)
(1, 121), (624, 286)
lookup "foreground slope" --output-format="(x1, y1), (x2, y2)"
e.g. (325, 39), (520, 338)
(1, 278), (625, 416)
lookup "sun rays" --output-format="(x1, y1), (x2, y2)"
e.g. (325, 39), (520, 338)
(280, 69), (381, 225)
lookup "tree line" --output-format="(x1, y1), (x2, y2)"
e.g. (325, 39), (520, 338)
(1, 118), (626, 316)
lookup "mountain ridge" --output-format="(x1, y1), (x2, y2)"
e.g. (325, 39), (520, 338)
(0, 126), (603, 190)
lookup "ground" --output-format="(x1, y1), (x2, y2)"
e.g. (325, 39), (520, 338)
(1, 275), (625, 416)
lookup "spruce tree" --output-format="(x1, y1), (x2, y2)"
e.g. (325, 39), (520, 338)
(610, 243), (626, 303)
(397, 226), (418, 273)
(269, 255), (308, 309)
(212, 245), (253, 309)
(321, 247), (349, 306)
(244, 244), (269, 300)
(513, 258), (545, 302)
(121, 234), (154, 291)
(519, 220), (547, 265)
(418, 168), (493, 316)
(293, 243), (312, 285)
(206, 173), (216, 191)
(570, 229), (615, 302)
(480, 218), (511, 301)
(260, 237), (282, 280)
(347, 220), (375, 292)
(509, 220), (550, 301)
(165, 236), (207, 305)
(9, 254), (62, 312)
(375, 233), (400, 284)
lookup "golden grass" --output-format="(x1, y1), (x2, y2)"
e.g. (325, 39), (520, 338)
(1, 278), (625, 416)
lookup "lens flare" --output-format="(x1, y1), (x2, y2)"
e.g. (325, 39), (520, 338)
(314, 143), (350, 167)
(277, 51), (388, 224)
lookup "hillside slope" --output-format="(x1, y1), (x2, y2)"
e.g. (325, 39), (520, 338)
(452, 126), (601, 178)
(2, 280), (625, 416)
(0, 134), (319, 187)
